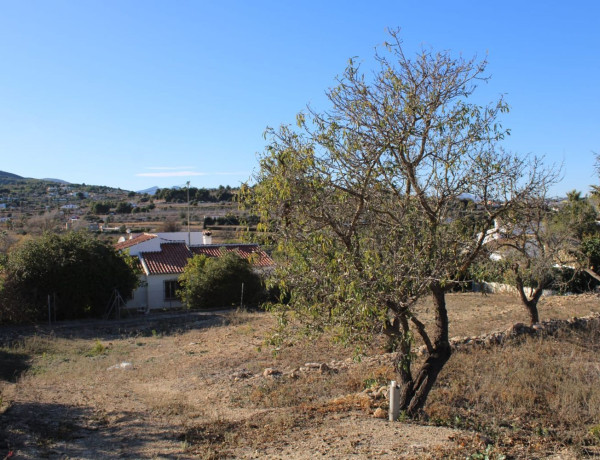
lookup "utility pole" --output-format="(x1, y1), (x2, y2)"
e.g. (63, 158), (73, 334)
(186, 181), (191, 245)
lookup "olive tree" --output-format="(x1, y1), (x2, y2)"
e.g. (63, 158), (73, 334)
(245, 31), (554, 416)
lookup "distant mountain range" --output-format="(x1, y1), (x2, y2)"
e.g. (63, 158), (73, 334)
(42, 178), (70, 184)
(1, 170), (163, 194)
(136, 186), (158, 195)
(0, 170), (71, 185)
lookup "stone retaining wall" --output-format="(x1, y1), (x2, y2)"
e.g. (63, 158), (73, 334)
(472, 281), (557, 297)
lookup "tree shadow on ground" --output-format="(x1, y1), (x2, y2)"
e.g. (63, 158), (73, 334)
(0, 311), (224, 344)
(0, 401), (182, 459)
(0, 349), (30, 382)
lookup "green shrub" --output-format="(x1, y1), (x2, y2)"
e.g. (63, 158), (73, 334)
(1, 231), (139, 322)
(178, 252), (265, 309)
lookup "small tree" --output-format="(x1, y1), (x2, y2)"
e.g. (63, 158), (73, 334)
(160, 217), (181, 232)
(115, 202), (133, 214)
(483, 196), (570, 325)
(246, 31), (554, 416)
(91, 202), (112, 214)
(178, 252), (264, 309)
(553, 190), (598, 240)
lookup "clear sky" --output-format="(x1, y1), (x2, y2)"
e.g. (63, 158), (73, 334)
(0, 1), (598, 196)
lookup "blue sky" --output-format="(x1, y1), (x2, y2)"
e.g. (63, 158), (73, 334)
(0, 1), (598, 196)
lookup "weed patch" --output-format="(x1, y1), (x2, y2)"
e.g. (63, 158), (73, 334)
(86, 339), (107, 357)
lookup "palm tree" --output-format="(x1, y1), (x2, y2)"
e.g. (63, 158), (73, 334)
(589, 185), (600, 198)
(566, 189), (582, 202)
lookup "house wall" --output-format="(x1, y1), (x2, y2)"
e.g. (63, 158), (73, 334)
(146, 273), (183, 309)
(127, 238), (163, 256)
(125, 275), (149, 309)
(154, 232), (206, 245)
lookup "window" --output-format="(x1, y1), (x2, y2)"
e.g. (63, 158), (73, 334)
(164, 280), (180, 300)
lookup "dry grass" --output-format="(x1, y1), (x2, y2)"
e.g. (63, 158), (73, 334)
(1, 292), (599, 458)
(415, 291), (600, 338)
(427, 324), (600, 457)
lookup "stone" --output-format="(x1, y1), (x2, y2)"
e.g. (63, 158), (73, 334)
(373, 408), (387, 419)
(231, 370), (253, 380)
(107, 362), (133, 371)
(263, 368), (282, 378)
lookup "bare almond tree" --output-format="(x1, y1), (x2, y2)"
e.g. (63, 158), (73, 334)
(246, 30), (556, 416)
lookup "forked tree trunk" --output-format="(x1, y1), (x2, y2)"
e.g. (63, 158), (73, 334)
(514, 273), (544, 325)
(517, 286), (541, 325)
(523, 296), (540, 325)
(394, 283), (452, 417)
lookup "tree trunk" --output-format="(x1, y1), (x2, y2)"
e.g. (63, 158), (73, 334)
(518, 286), (540, 325)
(398, 283), (452, 417)
(514, 271), (543, 325)
(524, 300), (540, 325)
(396, 313), (415, 409)
(384, 312), (415, 408)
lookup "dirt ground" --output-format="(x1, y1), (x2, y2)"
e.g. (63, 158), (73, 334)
(0, 292), (598, 459)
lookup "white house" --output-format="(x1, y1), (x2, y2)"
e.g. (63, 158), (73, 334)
(115, 232), (273, 310)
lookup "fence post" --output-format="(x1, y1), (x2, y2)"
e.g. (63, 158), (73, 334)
(389, 380), (399, 421)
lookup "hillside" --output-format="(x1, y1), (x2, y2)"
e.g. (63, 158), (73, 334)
(0, 170), (24, 184)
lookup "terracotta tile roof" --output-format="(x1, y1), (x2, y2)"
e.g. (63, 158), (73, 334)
(191, 246), (223, 258)
(132, 258), (144, 272)
(190, 244), (274, 268)
(229, 245), (274, 268)
(115, 233), (157, 251)
(139, 243), (274, 275)
(142, 243), (192, 274)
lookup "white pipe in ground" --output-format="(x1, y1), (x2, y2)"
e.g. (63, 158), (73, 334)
(389, 380), (399, 421)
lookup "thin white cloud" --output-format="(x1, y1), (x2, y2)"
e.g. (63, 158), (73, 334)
(136, 171), (206, 177)
(145, 166), (196, 170)
(136, 171), (248, 178)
